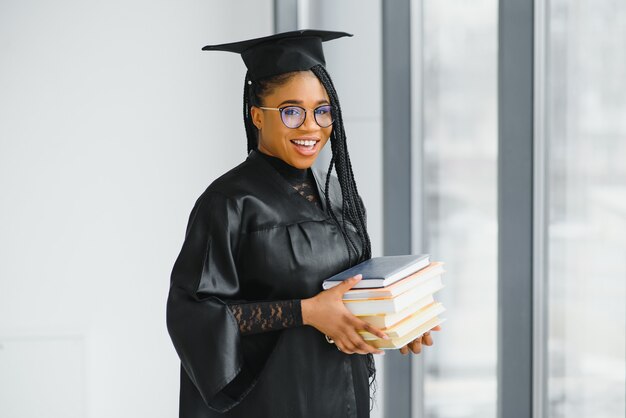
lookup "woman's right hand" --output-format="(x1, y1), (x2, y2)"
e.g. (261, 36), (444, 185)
(301, 274), (388, 355)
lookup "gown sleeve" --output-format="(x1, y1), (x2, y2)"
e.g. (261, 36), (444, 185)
(166, 190), (252, 412)
(219, 168), (312, 336)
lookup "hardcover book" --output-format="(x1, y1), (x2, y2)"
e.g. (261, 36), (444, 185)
(365, 316), (446, 350)
(342, 276), (444, 316)
(322, 254), (430, 290)
(342, 262), (444, 300)
(357, 294), (436, 328)
(359, 302), (445, 339)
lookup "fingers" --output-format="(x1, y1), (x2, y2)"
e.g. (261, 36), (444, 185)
(351, 316), (387, 354)
(356, 320), (389, 341)
(334, 274), (363, 295)
(334, 323), (385, 355)
(335, 339), (382, 355)
(399, 331), (438, 355)
(336, 330), (385, 354)
(408, 339), (422, 354)
(337, 326), (438, 356)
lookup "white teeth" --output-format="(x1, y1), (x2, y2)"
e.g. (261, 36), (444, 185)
(292, 139), (316, 146)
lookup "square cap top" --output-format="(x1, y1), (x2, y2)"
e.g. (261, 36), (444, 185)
(202, 29), (352, 81)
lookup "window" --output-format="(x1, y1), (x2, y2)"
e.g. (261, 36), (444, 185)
(418, 1), (498, 417)
(545, 1), (626, 417)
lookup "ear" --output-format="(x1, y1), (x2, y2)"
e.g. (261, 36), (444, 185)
(250, 106), (263, 130)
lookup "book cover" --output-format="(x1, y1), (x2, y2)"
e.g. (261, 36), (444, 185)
(322, 254), (430, 289)
(342, 262), (444, 300)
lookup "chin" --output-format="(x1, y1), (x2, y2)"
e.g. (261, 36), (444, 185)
(289, 154), (317, 169)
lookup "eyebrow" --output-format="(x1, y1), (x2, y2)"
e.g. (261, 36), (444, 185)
(277, 99), (330, 107)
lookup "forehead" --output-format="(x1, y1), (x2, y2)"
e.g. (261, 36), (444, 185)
(265, 71), (329, 103)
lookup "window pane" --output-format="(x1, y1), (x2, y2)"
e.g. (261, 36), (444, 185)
(546, 1), (626, 417)
(419, 1), (498, 417)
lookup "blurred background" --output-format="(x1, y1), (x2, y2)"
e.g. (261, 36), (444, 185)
(0, 1), (623, 417)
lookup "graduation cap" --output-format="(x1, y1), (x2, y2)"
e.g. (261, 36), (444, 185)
(202, 29), (352, 81)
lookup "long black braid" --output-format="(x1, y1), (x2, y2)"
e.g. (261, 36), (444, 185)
(309, 65), (372, 263)
(242, 66), (377, 409)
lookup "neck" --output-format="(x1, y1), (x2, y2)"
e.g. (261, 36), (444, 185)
(255, 149), (309, 181)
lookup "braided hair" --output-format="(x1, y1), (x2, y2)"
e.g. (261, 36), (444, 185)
(242, 65), (377, 408)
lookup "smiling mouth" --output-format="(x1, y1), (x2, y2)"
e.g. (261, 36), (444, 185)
(289, 138), (321, 156)
(290, 139), (319, 148)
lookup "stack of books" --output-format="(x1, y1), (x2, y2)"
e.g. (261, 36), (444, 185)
(323, 255), (446, 349)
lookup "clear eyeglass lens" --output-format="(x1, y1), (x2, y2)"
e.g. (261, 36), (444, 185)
(281, 106), (305, 128)
(314, 105), (333, 127)
(279, 105), (334, 128)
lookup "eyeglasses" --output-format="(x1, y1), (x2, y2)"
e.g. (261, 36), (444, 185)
(257, 104), (334, 129)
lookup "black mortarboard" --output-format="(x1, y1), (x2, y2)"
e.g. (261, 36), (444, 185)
(202, 29), (352, 81)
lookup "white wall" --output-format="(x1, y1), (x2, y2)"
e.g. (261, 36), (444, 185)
(0, 1), (273, 417)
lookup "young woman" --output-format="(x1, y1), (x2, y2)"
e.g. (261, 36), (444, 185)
(166, 30), (439, 418)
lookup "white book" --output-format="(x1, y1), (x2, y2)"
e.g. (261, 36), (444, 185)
(343, 276), (444, 316)
(366, 317), (446, 350)
(322, 254), (430, 289)
(359, 302), (446, 340)
(357, 294), (435, 328)
(342, 262), (444, 300)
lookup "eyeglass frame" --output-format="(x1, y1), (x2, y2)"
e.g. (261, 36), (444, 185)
(256, 104), (334, 129)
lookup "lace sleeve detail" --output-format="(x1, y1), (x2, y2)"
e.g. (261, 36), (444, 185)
(227, 299), (303, 335)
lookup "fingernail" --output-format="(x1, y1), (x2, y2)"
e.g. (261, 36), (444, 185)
(382, 334), (390, 340)
(377, 351), (385, 355)
(354, 274), (362, 280)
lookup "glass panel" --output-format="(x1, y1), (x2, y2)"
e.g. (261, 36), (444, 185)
(419, 1), (498, 417)
(546, 1), (626, 417)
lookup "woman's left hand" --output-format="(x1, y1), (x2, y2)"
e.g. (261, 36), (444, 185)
(399, 325), (442, 355)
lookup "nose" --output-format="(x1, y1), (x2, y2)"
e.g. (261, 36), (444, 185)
(301, 109), (319, 131)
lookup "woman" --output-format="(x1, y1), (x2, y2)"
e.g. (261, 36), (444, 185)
(166, 30), (439, 418)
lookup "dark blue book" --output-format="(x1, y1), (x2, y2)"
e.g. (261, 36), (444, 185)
(322, 254), (430, 289)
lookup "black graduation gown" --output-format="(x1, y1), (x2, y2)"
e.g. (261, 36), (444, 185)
(166, 149), (371, 418)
